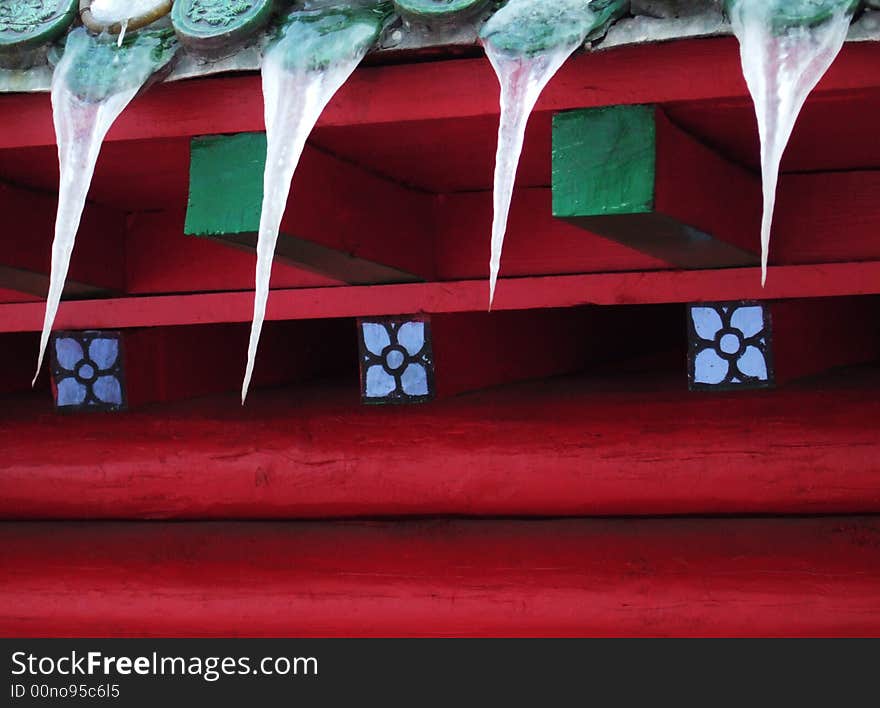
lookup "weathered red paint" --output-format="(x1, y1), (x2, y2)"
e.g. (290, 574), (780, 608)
(5, 366), (880, 519)
(1, 517), (879, 637)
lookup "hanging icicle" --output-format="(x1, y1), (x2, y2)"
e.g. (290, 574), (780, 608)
(34, 27), (177, 384)
(479, 0), (626, 307)
(727, 0), (857, 285)
(242, 4), (391, 403)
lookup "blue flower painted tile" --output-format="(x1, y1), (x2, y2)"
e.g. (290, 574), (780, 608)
(687, 302), (774, 391)
(50, 330), (126, 411)
(358, 317), (434, 404)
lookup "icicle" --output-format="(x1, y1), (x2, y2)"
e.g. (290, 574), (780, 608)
(242, 6), (388, 403)
(118, 20), (128, 48)
(480, 0), (614, 308)
(483, 45), (577, 307)
(34, 28), (176, 383)
(728, 0), (855, 284)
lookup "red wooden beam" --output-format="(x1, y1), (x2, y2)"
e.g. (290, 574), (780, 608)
(0, 264), (108, 300)
(434, 175), (880, 284)
(553, 107), (760, 268)
(1, 261), (880, 333)
(0, 39), (878, 149)
(771, 297), (880, 385)
(433, 188), (669, 280)
(0, 181), (125, 301)
(126, 209), (344, 294)
(115, 170), (880, 299)
(0, 332), (46, 395)
(4, 365), (880, 519)
(123, 319), (355, 407)
(430, 306), (677, 398)
(1, 517), (879, 637)
(226, 143), (435, 281)
(773, 170), (880, 265)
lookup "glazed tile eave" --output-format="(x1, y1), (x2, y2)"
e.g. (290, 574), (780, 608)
(0, 0), (879, 93)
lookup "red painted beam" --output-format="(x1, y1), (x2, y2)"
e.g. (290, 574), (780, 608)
(1, 517), (879, 637)
(123, 319), (355, 407)
(773, 170), (880, 265)
(126, 209), (343, 294)
(771, 297), (880, 385)
(0, 39), (879, 149)
(433, 188), (668, 280)
(4, 367), (880, 519)
(0, 181), (125, 300)
(1, 261), (880, 332)
(430, 306), (677, 398)
(0, 332), (46, 395)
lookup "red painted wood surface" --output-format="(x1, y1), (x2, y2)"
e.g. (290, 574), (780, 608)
(123, 319), (355, 407)
(654, 109), (760, 260)
(771, 297), (880, 384)
(1, 262), (880, 332)
(430, 306), (677, 397)
(433, 188), (669, 281)
(2, 517), (879, 637)
(0, 332), (47, 395)
(664, 88), (880, 175)
(0, 181), (125, 296)
(125, 209), (343, 295)
(1, 39), (879, 150)
(773, 171), (880, 265)
(5, 366), (880, 519)
(277, 146), (435, 280)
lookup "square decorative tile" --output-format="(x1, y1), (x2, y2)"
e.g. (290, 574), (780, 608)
(50, 331), (126, 411)
(687, 302), (774, 391)
(357, 317), (434, 404)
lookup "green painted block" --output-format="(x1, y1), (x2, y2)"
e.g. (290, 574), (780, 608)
(185, 132), (266, 236)
(552, 104), (656, 219)
(551, 103), (760, 270)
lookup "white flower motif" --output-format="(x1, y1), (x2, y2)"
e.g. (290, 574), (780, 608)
(690, 305), (770, 387)
(360, 320), (432, 401)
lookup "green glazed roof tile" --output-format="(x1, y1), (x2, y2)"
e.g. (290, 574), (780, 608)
(56, 26), (179, 102)
(0, 0), (77, 52)
(271, 4), (392, 72)
(172, 0), (276, 57)
(479, 0), (628, 57)
(393, 0), (491, 23)
(0, 1), (878, 92)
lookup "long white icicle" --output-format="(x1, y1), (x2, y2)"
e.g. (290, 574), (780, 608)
(483, 44), (576, 307)
(729, 1), (852, 284)
(242, 40), (370, 403)
(34, 38), (143, 383)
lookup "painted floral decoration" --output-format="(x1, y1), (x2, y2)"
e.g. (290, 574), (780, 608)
(688, 303), (773, 390)
(358, 318), (434, 403)
(50, 331), (125, 410)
